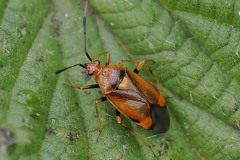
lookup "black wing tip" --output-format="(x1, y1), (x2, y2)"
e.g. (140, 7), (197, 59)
(150, 104), (170, 133)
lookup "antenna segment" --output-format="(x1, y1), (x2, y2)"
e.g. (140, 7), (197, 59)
(83, 0), (92, 61)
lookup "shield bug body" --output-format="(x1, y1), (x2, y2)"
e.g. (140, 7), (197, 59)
(56, 1), (170, 156)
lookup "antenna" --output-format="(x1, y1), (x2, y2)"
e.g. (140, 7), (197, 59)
(55, 63), (86, 74)
(55, 1), (92, 75)
(83, 0), (92, 61)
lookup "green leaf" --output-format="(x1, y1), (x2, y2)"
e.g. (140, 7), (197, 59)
(1, 0), (240, 159)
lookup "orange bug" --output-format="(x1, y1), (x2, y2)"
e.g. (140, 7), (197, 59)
(56, 1), (170, 156)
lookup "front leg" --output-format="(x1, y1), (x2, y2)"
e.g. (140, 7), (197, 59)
(90, 52), (110, 65)
(64, 84), (99, 90)
(95, 97), (107, 136)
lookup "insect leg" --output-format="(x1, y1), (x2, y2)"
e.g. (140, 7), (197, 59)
(90, 52), (110, 65)
(122, 60), (168, 97)
(95, 97), (107, 134)
(115, 110), (156, 157)
(63, 84), (99, 90)
(121, 60), (152, 74)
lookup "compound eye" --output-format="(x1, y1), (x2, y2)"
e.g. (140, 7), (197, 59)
(88, 71), (93, 76)
(94, 60), (100, 65)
